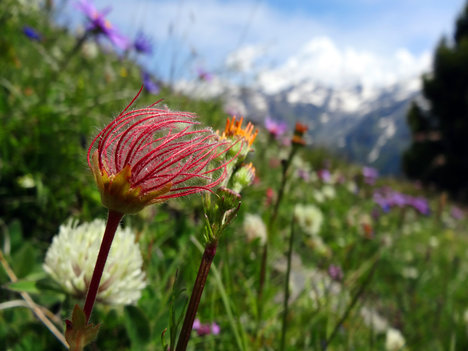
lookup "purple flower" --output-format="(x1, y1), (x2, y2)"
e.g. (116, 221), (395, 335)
(76, 0), (128, 50)
(451, 206), (464, 220)
(196, 66), (213, 81)
(362, 166), (378, 185)
(373, 187), (431, 216)
(317, 169), (331, 183)
(133, 31), (153, 54)
(388, 192), (407, 208)
(264, 116), (288, 139)
(192, 319), (220, 336)
(373, 192), (390, 213)
(142, 72), (160, 95)
(22, 26), (41, 41)
(328, 264), (343, 281)
(407, 196), (430, 215)
(297, 168), (310, 182)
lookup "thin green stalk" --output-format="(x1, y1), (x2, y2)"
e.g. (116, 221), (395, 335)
(280, 217), (296, 350)
(323, 258), (378, 350)
(191, 236), (246, 350)
(257, 146), (298, 329)
(176, 240), (218, 351)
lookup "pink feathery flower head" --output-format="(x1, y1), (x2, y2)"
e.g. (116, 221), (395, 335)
(87, 87), (237, 214)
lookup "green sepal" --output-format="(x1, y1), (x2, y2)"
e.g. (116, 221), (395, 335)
(90, 151), (171, 214)
(203, 187), (241, 243)
(65, 304), (100, 351)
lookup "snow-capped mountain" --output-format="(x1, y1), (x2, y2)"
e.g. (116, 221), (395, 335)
(176, 77), (422, 175)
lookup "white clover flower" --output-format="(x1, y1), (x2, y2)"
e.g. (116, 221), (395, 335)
(321, 185), (336, 200)
(385, 328), (405, 351)
(401, 266), (418, 279)
(294, 204), (323, 236)
(360, 306), (389, 333)
(43, 219), (146, 305)
(313, 190), (325, 203)
(243, 214), (267, 244)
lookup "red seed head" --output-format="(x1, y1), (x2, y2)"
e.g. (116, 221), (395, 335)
(87, 88), (234, 214)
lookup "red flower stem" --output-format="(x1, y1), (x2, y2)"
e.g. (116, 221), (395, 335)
(176, 240), (218, 351)
(83, 210), (124, 323)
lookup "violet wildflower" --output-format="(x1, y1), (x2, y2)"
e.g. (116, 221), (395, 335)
(451, 206), (464, 220)
(328, 264), (343, 282)
(76, 0), (128, 50)
(362, 166), (378, 185)
(192, 319), (220, 336)
(297, 168), (310, 182)
(133, 30), (153, 54)
(388, 191), (407, 208)
(22, 26), (41, 41)
(196, 66), (213, 81)
(142, 71), (160, 95)
(407, 196), (430, 215)
(265, 116), (288, 139)
(317, 169), (331, 183)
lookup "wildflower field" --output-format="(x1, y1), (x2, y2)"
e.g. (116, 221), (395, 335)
(2, 1), (468, 350)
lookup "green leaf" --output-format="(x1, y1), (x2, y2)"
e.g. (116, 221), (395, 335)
(124, 305), (151, 346)
(5, 280), (40, 294)
(65, 304), (100, 351)
(35, 277), (65, 293)
(11, 243), (37, 278)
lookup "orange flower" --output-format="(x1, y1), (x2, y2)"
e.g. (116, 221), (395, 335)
(291, 122), (307, 146)
(220, 116), (258, 147)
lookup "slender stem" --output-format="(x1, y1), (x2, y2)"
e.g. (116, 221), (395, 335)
(0, 249), (68, 348)
(323, 259), (378, 350)
(280, 217), (296, 351)
(60, 32), (89, 71)
(257, 146), (297, 328)
(83, 210), (123, 323)
(176, 240), (218, 351)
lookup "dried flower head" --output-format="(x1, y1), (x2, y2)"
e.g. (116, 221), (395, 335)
(88, 88), (233, 214)
(43, 219), (146, 305)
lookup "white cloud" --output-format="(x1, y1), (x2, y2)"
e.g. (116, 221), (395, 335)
(225, 45), (267, 72)
(63, 0), (456, 87)
(257, 36), (431, 93)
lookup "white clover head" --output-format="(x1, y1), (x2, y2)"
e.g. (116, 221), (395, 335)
(43, 219), (146, 305)
(294, 204), (324, 236)
(242, 213), (267, 244)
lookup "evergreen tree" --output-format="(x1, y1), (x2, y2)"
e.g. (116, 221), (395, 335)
(403, 2), (468, 200)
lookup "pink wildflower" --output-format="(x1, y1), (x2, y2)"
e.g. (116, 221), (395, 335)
(87, 87), (235, 214)
(265, 116), (288, 139)
(192, 318), (220, 336)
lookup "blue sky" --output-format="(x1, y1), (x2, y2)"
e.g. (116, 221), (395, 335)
(61, 0), (467, 89)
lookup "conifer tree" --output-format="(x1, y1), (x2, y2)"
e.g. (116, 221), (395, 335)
(403, 1), (468, 199)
